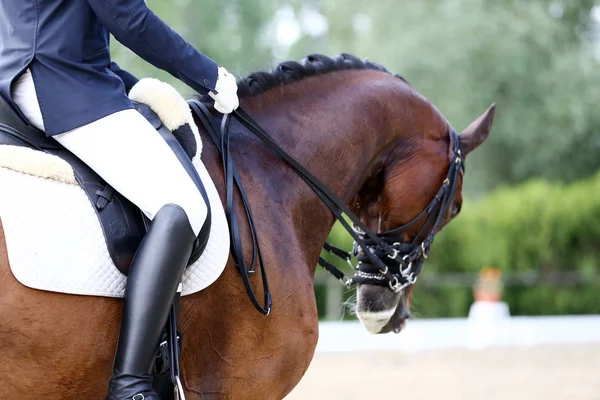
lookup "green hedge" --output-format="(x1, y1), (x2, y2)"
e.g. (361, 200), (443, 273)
(428, 171), (600, 275)
(408, 286), (600, 318)
(314, 283), (600, 319)
(319, 172), (600, 317)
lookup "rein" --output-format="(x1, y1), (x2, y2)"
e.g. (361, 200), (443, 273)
(188, 100), (463, 314)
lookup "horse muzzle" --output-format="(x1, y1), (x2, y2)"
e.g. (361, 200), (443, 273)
(355, 283), (410, 334)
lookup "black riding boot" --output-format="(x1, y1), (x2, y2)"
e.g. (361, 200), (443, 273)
(106, 204), (196, 400)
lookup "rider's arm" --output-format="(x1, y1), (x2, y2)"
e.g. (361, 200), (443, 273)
(86, 0), (218, 95)
(108, 62), (139, 93)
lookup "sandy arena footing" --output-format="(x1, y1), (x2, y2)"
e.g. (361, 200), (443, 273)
(286, 344), (600, 400)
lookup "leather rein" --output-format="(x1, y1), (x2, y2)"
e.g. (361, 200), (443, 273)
(188, 100), (464, 315)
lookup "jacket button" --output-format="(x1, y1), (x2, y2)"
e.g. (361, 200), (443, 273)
(203, 78), (211, 86)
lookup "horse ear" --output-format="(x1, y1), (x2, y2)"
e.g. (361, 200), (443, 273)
(459, 104), (496, 155)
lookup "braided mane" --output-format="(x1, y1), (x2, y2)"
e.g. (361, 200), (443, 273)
(207, 53), (406, 99)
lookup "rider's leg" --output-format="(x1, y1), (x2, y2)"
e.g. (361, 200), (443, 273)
(104, 203), (196, 400)
(54, 117), (206, 400)
(13, 70), (206, 400)
(52, 109), (207, 235)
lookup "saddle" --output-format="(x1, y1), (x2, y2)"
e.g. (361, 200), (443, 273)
(0, 89), (211, 275)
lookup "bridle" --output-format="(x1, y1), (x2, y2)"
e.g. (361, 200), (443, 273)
(189, 100), (464, 315)
(320, 128), (464, 292)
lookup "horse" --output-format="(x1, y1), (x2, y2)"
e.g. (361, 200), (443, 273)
(0, 54), (495, 399)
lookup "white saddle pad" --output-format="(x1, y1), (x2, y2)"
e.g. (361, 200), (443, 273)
(0, 157), (230, 298)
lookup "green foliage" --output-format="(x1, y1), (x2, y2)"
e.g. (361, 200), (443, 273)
(407, 285), (600, 318)
(410, 287), (475, 319)
(307, 0), (600, 194)
(428, 171), (600, 274)
(503, 285), (600, 315)
(111, 0), (280, 95)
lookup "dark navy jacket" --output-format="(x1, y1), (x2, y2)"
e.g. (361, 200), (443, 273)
(0, 0), (218, 136)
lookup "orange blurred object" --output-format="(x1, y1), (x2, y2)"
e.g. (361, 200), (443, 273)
(473, 266), (504, 302)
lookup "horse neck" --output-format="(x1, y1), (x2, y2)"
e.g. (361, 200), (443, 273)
(237, 70), (413, 272)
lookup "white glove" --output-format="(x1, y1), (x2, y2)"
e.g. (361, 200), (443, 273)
(208, 66), (239, 114)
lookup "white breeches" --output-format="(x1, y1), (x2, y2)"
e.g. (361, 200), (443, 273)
(11, 70), (207, 235)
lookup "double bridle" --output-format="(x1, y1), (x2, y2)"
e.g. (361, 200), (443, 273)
(320, 128), (464, 292)
(189, 100), (464, 314)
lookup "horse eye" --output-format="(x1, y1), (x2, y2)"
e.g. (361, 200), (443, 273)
(451, 203), (461, 217)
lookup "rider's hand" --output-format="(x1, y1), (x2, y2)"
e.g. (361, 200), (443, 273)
(208, 67), (239, 114)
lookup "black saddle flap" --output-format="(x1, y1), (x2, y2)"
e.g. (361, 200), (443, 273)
(0, 96), (61, 149)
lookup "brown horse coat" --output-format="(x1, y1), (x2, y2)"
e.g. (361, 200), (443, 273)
(0, 55), (495, 399)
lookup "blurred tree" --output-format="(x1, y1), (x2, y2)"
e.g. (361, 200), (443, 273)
(179, 0), (279, 76)
(303, 0), (600, 195)
(110, 0), (279, 94)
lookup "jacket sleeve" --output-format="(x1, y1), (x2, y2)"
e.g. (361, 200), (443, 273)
(86, 0), (218, 95)
(109, 62), (139, 93)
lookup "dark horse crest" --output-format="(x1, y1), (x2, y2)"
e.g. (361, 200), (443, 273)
(0, 53), (495, 398)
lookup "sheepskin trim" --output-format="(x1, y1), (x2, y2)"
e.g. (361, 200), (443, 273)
(189, 119), (202, 162)
(129, 78), (202, 159)
(0, 145), (77, 185)
(130, 78), (189, 130)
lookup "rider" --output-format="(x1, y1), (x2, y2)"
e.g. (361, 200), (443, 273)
(0, 1), (239, 399)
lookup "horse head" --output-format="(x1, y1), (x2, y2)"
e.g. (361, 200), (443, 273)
(232, 53), (496, 334)
(352, 102), (496, 333)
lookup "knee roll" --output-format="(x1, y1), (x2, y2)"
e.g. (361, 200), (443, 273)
(152, 203), (197, 239)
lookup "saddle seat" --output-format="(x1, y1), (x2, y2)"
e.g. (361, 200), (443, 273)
(0, 79), (230, 297)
